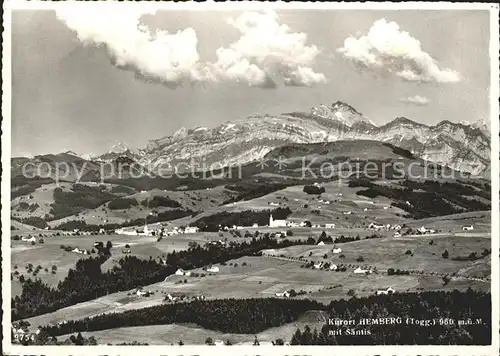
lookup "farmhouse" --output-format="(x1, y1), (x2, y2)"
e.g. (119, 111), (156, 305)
(184, 226), (200, 234)
(369, 223), (385, 230)
(175, 268), (191, 276)
(135, 287), (152, 297)
(354, 267), (370, 274)
(343, 211), (352, 215)
(325, 223), (336, 229)
(115, 228), (139, 236)
(275, 291), (290, 298)
(462, 225), (474, 231)
(252, 223), (259, 228)
(72, 247), (88, 254)
(393, 232), (402, 238)
(165, 293), (177, 302)
(317, 241), (325, 246)
(206, 266), (220, 273)
(329, 264), (338, 271)
(21, 236), (37, 243)
(376, 287), (395, 295)
(313, 262), (323, 269)
(332, 248), (342, 254)
(418, 226), (436, 234)
(269, 214), (287, 228)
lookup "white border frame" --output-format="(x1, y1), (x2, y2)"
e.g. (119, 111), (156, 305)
(2, 1), (499, 355)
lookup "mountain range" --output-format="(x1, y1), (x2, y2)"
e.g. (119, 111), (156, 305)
(12, 101), (491, 177)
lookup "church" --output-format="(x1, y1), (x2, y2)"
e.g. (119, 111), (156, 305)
(269, 214), (287, 228)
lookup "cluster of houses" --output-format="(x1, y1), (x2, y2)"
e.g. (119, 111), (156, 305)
(165, 293), (206, 303)
(207, 214), (344, 232)
(173, 265), (220, 277)
(310, 260), (372, 275)
(208, 239), (227, 247)
(115, 223), (199, 237)
(368, 222), (404, 237)
(369, 222), (402, 231)
(417, 226), (436, 234)
(217, 215), (313, 231)
(313, 261), (340, 270)
(376, 287), (395, 295)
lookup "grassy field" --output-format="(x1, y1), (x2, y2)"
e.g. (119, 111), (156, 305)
(47, 186), (237, 227)
(184, 181), (414, 228)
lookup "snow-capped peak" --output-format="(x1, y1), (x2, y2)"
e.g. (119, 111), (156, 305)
(61, 150), (95, 160)
(472, 118), (490, 134)
(310, 101), (377, 127)
(62, 150), (80, 157)
(109, 142), (133, 154)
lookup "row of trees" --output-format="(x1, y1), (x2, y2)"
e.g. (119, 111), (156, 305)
(42, 298), (323, 336)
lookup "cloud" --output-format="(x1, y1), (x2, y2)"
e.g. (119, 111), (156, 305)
(214, 10), (326, 87)
(400, 95), (431, 106)
(337, 19), (460, 84)
(56, 8), (325, 88)
(55, 7), (210, 88)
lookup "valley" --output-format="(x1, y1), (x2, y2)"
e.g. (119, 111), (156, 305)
(9, 104), (492, 346)
(10, 151), (492, 345)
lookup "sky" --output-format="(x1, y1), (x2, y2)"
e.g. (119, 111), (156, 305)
(11, 8), (491, 157)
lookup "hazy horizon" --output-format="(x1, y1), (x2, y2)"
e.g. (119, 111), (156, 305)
(11, 8), (491, 157)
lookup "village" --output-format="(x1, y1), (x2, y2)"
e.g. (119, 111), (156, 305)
(9, 180), (491, 346)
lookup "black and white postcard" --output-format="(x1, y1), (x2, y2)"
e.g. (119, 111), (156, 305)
(2, 1), (499, 355)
